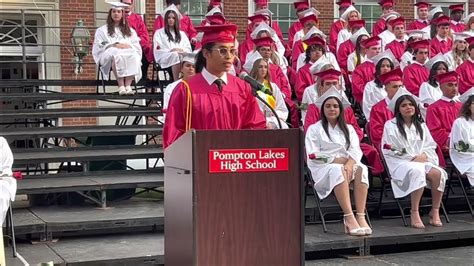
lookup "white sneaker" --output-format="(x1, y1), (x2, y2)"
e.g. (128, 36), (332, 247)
(118, 86), (127, 95)
(125, 86), (135, 95)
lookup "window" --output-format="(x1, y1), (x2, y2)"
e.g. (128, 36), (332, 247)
(353, 1), (381, 33)
(265, 1), (296, 39)
(180, 0), (209, 26)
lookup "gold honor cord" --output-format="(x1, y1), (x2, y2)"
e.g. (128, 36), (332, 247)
(182, 80), (193, 131)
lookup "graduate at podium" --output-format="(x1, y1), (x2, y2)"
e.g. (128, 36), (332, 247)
(162, 24), (267, 148)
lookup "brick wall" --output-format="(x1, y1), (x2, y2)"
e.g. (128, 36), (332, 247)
(224, 1), (249, 41)
(60, 0), (97, 126)
(470, 2), (473, 13)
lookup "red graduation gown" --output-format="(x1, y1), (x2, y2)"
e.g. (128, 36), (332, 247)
(352, 61), (376, 104)
(288, 21), (303, 48)
(430, 37), (453, 56)
(305, 103), (384, 174)
(450, 21), (466, 33)
(246, 21), (284, 42)
(369, 99), (393, 152)
(127, 13), (153, 63)
(402, 62), (429, 96)
(373, 18), (386, 36)
(329, 20), (345, 54)
(385, 40), (407, 62)
(153, 14), (198, 42)
(291, 40), (305, 70)
(295, 63), (314, 102)
(337, 39), (355, 74)
(162, 73), (267, 148)
(456, 59), (474, 94)
(407, 20), (429, 30)
(426, 99), (462, 152)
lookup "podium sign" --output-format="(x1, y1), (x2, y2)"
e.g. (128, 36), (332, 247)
(165, 129), (304, 266)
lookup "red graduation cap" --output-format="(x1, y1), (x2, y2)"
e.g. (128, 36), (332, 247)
(209, 0), (222, 6)
(252, 36), (275, 47)
(435, 15), (451, 26)
(336, 0), (354, 8)
(299, 13), (318, 25)
(248, 14), (268, 23)
(466, 36), (474, 46)
(435, 71), (459, 85)
(207, 14), (226, 25)
(303, 35), (326, 47)
(294, 1), (310, 12)
(361, 36), (381, 48)
(449, 4), (464, 12)
(378, 0), (394, 8)
(414, 1), (431, 9)
(195, 24), (237, 46)
(255, 0), (268, 8)
(389, 16), (405, 27)
(379, 68), (403, 85)
(410, 39), (430, 50)
(348, 19), (366, 29)
(315, 69), (342, 81)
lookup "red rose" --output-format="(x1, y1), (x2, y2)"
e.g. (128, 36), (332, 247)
(12, 171), (23, 180)
(383, 144), (392, 150)
(308, 153), (316, 160)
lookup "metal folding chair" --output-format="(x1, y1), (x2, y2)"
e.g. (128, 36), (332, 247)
(4, 202), (17, 257)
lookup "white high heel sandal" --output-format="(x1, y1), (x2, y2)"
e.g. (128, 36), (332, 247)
(343, 213), (365, 236)
(356, 213), (372, 235)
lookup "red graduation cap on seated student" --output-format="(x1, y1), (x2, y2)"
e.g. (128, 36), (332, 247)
(248, 14), (268, 23)
(435, 15), (451, 26)
(207, 14), (226, 25)
(348, 19), (366, 29)
(303, 35), (326, 46)
(252, 36), (275, 47)
(414, 1), (431, 9)
(435, 71), (459, 85)
(389, 16), (405, 27)
(315, 69), (342, 81)
(294, 1), (310, 11)
(209, 0), (222, 7)
(299, 13), (318, 25)
(195, 24), (237, 46)
(378, 67), (403, 85)
(466, 36), (474, 46)
(336, 0), (354, 8)
(449, 4), (464, 12)
(378, 0), (394, 8)
(361, 36), (381, 48)
(410, 39), (430, 50)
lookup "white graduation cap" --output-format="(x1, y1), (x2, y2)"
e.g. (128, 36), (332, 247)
(420, 25), (432, 39)
(315, 86), (351, 109)
(105, 1), (130, 10)
(302, 26), (327, 41)
(350, 27), (369, 45)
(250, 22), (276, 40)
(162, 4), (182, 20)
(205, 6), (222, 17)
(181, 52), (197, 65)
(406, 29), (429, 40)
(459, 87), (474, 104)
(424, 53), (447, 70)
(340, 5), (358, 21)
(387, 86), (420, 113)
(243, 51), (263, 73)
(301, 7), (321, 18)
(428, 6), (443, 21)
(371, 49), (399, 68)
(383, 11), (400, 22)
(309, 57), (331, 74)
(453, 32), (471, 42)
(464, 12), (474, 25)
(254, 8), (274, 18)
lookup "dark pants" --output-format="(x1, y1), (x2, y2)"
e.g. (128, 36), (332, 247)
(141, 51), (149, 81)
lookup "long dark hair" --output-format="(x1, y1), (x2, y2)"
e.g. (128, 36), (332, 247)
(321, 96), (351, 149)
(106, 9), (132, 37)
(354, 34), (367, 68)
(304, 44), (325, 64)
(195, 43), (214, 73)
(430, 12), (443, 39)
(374, 58), (395, 88)
(459, 95), (474, 120)
(394, 95), (424, 140)
(164, 10), (181, 43)
(428, 61), (449, 87)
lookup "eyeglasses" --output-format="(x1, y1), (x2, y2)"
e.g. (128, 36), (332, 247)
(211, 48), (237, 57)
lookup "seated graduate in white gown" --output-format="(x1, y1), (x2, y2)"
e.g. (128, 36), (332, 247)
(248, 56), (289, 129)
(92, 1), (142, 95)
(449, 88), (474, 186)
(153, 4), (192, 81)
(381, 87), (447, 229)
(305, 87), (371, 236)
(419, 53), (450, 106)
(444, 32), (471, 71)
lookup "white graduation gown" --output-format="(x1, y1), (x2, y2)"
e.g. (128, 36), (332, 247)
(305, 122), (369, 199)
(153, 28), (192, 68)
(300, 84), (318, 125)
(92, 25), (142, 82)
(293, 29), (305, 46)
(400, 51), (413, 70)
(419, 82), (442, 106)
(449, 117), (474, 186)
(381, 119), (447, 198)
(347, 52), (367, 74)
(362, 81), (387, 121)
(296, 52), (340, 72)
(444, 50), (464, 71)
(257, 82), (289, 129)
(336, 28), (351, 52)
(0, 137), (13, 177)
(379, 30), (396, 51)
(162, 78), (183, 121)
(0, 137), (16, 225)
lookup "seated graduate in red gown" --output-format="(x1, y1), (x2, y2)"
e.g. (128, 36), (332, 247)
(456, 36), (474, 94)
(345, 27), (370, 77)
(291, 9), (321, 58)
(199, 2), (224, 26)
(287, 0), (309, 47)
(328, 0), (354, 54)
(407, 1), (431, 30)
(304, 69), (385, 175)
(293, 26), (333, 72)
(385, 17), (408, 62)
(247, 1), (284, 43)
(373, 0), (395, 36)
(162, 24), (266, 148)
(335, 6), (361, 53)
(430, 15), (453, 55)
(402, 39), (430, 96)
(378, 11), (401, 51)
(337, 19), (365, 79)
(368, 68), (404, 151)
(449, 4), (466, 33)
(426, 71), (462, 156)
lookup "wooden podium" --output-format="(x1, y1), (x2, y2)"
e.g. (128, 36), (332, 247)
(164, 129), (304, 266)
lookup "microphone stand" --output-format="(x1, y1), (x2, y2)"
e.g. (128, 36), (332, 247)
(251, 87), (283, 129)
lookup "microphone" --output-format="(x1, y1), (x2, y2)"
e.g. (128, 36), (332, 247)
(239, 72), (266, 92)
